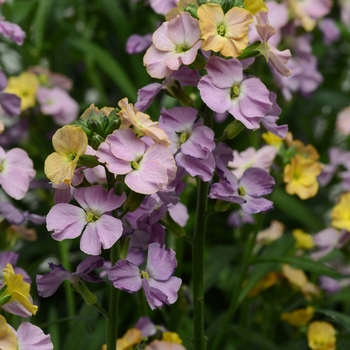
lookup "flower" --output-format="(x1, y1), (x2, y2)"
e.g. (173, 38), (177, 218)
(101, 328), (142, 350)
(44, 125), (88, 185)
(0, 18), (26, 45)
(162, 332), (183, 344)
(16, 322), (53, 350)
(307, 321), (336, 350)
(46, 186), (125, 255)
(0, 146), (36, 200)
(244, 0), (268, 14)
(331, 193), (350, 231)
(293, 229), (314, 250)
(144, 12), (202, 79)
(4, 72), (39, 111)
(197, 4), (253, 57)
(0, 71), (21, 117)
(109, 243), (182, 310)
(284, 155), (322, 200)
(336, 105), (350, 135)
(1, 263), (38, 317)
(256, 220), (284, 245)
(0, 314), (17, 349)
(281, 306), (314, 327)
(198, 56), (272, 129)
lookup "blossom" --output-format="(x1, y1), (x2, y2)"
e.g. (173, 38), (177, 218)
(318, 18), (340, 45)
(5, 72), (39, 111)
(293, 229), (314, 250)
(0, 314), (17, 349)
(336, 105), (350, 135)
(36, 256), (104, 297)
(1, 263), (38, 317)
(97, 128), (176, 195)
(126, 33), (153, 54)
(37, 86), (79, 125)
(102, 328), (142, 350)
(331, 193), (350, 231)
(307, 321), (336, 350)
(109, 243), (182, 310)
(0, 146), (36, 200)
(149, 0), (178, 15)
(144, 12), (202, 79)
(46, 186), (125, 255)
(44, 125), (88, 185)
(284, 155), (322, 200)
(256, 220), (284, 245)
(198, 56), (272, 129)
(0, 18), (26, 45)
(15, 322), (53, 350)
(0, 71), (21, 117)
(281, 306), (314, 327)
(197, 4), (253, 57)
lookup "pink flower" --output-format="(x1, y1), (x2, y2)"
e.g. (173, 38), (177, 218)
(16, 322), (53, 350)
(0, 147), (36, 200)
(0, 18), (26, 45)
(97, 128), (176, 195)
(144, 12), (202, 79)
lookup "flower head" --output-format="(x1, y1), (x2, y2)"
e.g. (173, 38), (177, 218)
(0, 71), (21, 117)
(293, 229), (314, 250)
(307, 321), (336, 350)
(0, 19), (26, 45)
(281, 306), (314, 327)
(197, 4), (253, 57)
(331, 193), (350, 231)
(44, 125), (88, 185)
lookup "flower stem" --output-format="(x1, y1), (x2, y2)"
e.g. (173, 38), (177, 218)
(192, 107), (213, 349)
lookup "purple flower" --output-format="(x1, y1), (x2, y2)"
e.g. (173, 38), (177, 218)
(0, 18), (26, 45)
(15, 322), (53, 350)
(46, 185), (126, 255)
(0, 71), (20, 116)
(149, 0), (178, 15)
(37, 87), (79, 125)
(0, 201), (24, 224)
(36, 256), (104, 297)
(126, 33), (153, 54)
(109, 243), (182, 310)
(318, 18), (340, 45)
(97, 128), (176, 195)
(0, 146), (36, 200)
(198, 56), (272, 129)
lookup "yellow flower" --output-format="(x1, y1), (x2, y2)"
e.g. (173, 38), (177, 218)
(331, 193), (350, 231)
(44, 125), (88, 185)
(0, 315), (17, 350)
(307, 321), (336, 350)
(101, 328), (142, 350)
(197, 4), (253, 57)
(5, 72), (39, 111)
(284, 155), (322, 200)
(256, 220), (284, 245)
(248, 271), (278, 297)
(162, 332), (183, 344)
(2, 263), (38, 315)
(244, 0), (268, 14)
(118, 98), (170, 146)
(281, 306), (314, 327)
(262, 132), (284, 150)
(293, 229), (315, 250)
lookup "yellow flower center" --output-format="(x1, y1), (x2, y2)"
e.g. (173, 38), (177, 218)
(238, 186), (246, 196)
(86, 211), (100, 223)
(231, 84), (240, 98)
(217, 24), (226, 37)
(180, 132), (189, 143)
(176, 44), (189, 53)
(140, 270), (149, 280)
(132, 160), (140, 170)
(67, 153), (77, 162)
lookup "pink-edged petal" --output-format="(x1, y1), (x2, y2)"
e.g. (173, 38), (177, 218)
(126, 160), (168, 195)
(46, 204), (86, 240)
(152, 22), (175, 51)
(144, 45), (174, 79)
(198, 76), (232, 114)
(179, 41), (202, 65)
(206, 56), (243, 88)
(146, 243), (177, 281)
(17, 323), (53, 350)
(108, 260), (142, 292)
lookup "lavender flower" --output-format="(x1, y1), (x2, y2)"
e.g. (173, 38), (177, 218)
(0, 71), (20, 116)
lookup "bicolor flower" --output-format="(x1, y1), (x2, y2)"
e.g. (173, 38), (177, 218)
(97, 128), (176, 195)
(44, 125), (88, 185)
(1, 263), (38, 317)
(0, 146), (36, 200)
(144, 12), (202, 79)
(198, 56), (272, 129)
(46, 185), (125, 255)
(109, 243), (182, 310)
(197, 4), (253, 57)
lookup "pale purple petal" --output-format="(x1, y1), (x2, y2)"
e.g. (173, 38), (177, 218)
(125, 33), (153, 54)
(17, 323), (53, 350)
(181, 126), (215, 159)
(94, 215), (123, 250)
(146, 243), (177, 281)
(135, 82), (163, 112)
(168, 12), (200, 47)
(2, 300), (32, 317)
(239, 167), (275, 197)
(108, 260), (142, 292)
(0, 93), (21, 116)
(0, 70), (8, 90)
(0, 251), (18, 270)
(240, 195), (274, 214)
(134, 316), (157, 337)
(0, 20), (26, 45)
(0, 201), (24, 224)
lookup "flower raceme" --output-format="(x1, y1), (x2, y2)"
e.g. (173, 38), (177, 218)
(44, 125), (88, 186)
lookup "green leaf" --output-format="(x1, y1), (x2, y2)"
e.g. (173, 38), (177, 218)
(271, 188), (324, 232)
(317, 309), (350, 332)
(68, 37), (137, 100)
(251, 256), (341, 279)
(33, 0), (54, 50)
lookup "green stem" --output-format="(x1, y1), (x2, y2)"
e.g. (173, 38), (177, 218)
(211, 214), (264, 350)
(192, 107), (213, 350)
(58, 241), (76, 324)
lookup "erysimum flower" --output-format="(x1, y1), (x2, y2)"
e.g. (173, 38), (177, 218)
(44, 125), (88, 185)
(307, 321), (336, 350)
(4, 72), (39, 111)
(0, 146), (36, 200)
(197, 4), (253, 57)
(144, 12), (202, 79)
(0, 18), (26, 45)
(281, 306), (314, 327)
(0, 71), (21, 117)
(198, 56), (272, 129)
(331, 193), (350, 231)
(293, 229), (314, 250)
(46, 186), (125, 255)
(1, 263), (38, 317)
(109, 243), (182, 310)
